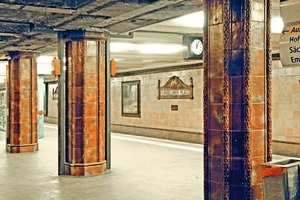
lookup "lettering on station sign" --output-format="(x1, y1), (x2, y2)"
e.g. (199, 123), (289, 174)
(279, 25), (300, 67)
(157, 76), (193, 100)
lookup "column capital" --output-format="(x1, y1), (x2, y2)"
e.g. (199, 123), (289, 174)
(7, 51), (40, 59)
(63, 28), (110, 41)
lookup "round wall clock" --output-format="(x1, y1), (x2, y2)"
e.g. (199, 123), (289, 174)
(182, 35), (203, 60)
(190, 39), (203, 56)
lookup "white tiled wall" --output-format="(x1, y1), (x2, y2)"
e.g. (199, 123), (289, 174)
(111, 68), (204, 134)
(111, 61), (300, 145)
(272, 61), (300, 143)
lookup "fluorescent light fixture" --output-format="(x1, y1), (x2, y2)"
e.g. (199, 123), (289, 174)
(171, 10), (283, 33)
(0, 61), (7, 75)
(110, 42), (136, 52)
(0, 62), (7, 83)
(136, 44), (184, 54)
(110, 42), (183, 54)
(113, 58), (123, 62)
(143, 59), (155, 63)
(37, 55), (55, 63)
(271, 17), (284, 33)
(171, 11), (204, 28)
(0, 76), (5, 83)
(37, 55), (55, 75)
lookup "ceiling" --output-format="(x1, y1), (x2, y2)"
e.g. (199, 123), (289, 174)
(0, 0), (299, 73)
(0, 0), (202, 57)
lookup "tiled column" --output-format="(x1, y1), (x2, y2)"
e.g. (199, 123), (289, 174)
(64, 30), (108, 176)
(6, 52), (39, 153)
(203, 0), (272, 199)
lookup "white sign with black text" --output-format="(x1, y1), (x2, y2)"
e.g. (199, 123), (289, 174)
(279, 25), (300, 67)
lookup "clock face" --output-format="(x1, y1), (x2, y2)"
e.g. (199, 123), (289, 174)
(190, 39), (203, 55)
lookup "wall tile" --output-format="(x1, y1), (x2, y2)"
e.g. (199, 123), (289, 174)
(252, 130), (265, 157)
(230, 132), (245, 157)
(208, 130), (224, 157)
(209, 156), (224, 184)
(250, 104), (265, 130)
(250, 76), (265, 103)
(230, 76), (244, 103)
(230, 104), (243, 131)
(209, 77), (223, 103)
(209, 104), (223, 130)
(208, 0), (223, 25)
(229, 158), (245, 184)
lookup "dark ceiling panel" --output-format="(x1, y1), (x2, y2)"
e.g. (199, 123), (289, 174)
(0, 21), (31, 34)
(123, 0), (158, 3)
(0, 36), (20, 44)
(0, 33), (57, 52)
(57, 15), (108, 30)
(0, 8), (71, 28)
(0, 0), (93, 9)
(141, 2), (201, 20)
(0, 8), (37, 22)
(89, 2), (145, 17)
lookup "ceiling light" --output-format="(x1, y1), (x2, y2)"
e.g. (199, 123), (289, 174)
(136, 44), (184, 54)
(110, 42), (184, 54)
(0, 75), (5, 83)
(37, 56), (55, 75)
(171, 11), (204, 28)
(271, 17), (284, 33)
(171, 10), (283, 33)
(37, 56), (55, 63)
(110, 42), (136, 52)
(0, 62), (7, 84)
(113, 58), (124, 62)
(0, 61), (7, 75)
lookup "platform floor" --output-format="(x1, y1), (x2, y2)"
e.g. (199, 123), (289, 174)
(0, 124), (294, 200)
(0, 124), (204, 200)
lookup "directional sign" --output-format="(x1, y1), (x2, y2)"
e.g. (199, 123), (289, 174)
(279, 24), (300, 67)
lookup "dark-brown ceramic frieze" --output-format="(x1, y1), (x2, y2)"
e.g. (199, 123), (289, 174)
(157, 76), (193, 99)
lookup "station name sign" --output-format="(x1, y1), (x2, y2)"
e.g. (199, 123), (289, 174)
(157, 76), (193, 100)
(279, 25), (300, 67)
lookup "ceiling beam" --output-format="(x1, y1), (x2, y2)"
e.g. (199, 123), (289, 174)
(0, 3), (76, 14)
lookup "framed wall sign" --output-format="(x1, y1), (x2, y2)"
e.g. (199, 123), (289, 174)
(52, 86), (58, 100)
(157, 76), (193, 100)
(122, 80), (141, 117)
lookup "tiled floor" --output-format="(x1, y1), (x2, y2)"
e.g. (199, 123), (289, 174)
(0, 124), (203, 200)
(0, 124), (297, 200)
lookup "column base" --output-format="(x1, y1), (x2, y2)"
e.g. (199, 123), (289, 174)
(6, 143), (39, 153)
(65, 161), (107, 176)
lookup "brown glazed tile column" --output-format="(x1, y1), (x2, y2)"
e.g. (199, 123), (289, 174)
(203, 0), (272, 199)
(64, 30), (108, 176)
(7, 51), (39, 153)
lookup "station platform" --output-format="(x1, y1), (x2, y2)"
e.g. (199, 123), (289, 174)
(0, 124), (293, 200)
